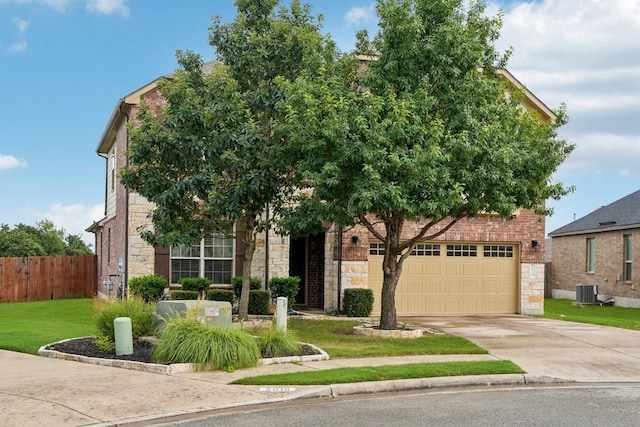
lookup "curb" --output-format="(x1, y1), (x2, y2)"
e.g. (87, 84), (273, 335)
(38, 339), (329, 375)
(85, 374), (575, 426)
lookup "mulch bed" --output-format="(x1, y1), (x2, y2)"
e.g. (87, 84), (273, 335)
(48, 337), (156, 363)
(47, 337), (320, 364)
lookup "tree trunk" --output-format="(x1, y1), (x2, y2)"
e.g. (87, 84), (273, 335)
(378, 217), (404, 330)
(237, 214), (257, 322)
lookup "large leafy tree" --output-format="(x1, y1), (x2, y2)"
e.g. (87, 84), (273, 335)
(278, 0), (574, 329)
(120, 0), (335, 320)
(0, 220), (93, 257)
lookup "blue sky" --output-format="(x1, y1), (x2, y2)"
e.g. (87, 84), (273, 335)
(1, 0), (639, 248)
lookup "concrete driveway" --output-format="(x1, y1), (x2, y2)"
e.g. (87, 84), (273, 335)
(400, 315), (640, 382)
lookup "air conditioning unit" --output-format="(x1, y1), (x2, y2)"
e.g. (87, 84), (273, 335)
(576, 284), (598, 304)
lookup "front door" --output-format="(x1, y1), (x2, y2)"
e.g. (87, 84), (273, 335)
(289, 237), (307, 305)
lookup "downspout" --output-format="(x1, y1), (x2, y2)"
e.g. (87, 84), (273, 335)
(119, 101), (130, 298)
(337, 225), (343, 312)
(265, 203), (270, 290)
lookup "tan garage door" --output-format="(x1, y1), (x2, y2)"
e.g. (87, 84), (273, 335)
(368, 242), (519, 315)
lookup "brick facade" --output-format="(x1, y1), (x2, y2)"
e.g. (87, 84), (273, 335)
(551, 230), (640, 305)
(91, 73), (548, 315)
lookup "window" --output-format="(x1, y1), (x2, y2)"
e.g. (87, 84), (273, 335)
(483, 245), (514, 258)
(411, 244), (441, 256)
(446, 244), (477, 257)
(586, 237), (596, 273)
(369, 242), (385, 255)
(110, 149), (116, 192)
(171, 234), (234, 285)
(624, 234), (632, 281)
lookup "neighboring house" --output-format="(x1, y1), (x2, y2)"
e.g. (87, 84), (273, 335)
(87, 65), (554, 316)
(548, 189), (640, 308)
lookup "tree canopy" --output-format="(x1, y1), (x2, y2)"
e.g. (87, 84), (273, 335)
(120, 0), (336, 320)
(277, 0), (574, 329)
(0, 220), (93, 257)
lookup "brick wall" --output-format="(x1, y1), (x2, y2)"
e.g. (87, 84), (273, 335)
(552, 230), (640, 301)
(340, 209), (545, 264)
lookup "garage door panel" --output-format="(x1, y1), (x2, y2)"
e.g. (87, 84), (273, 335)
(367, 242), (518, 315)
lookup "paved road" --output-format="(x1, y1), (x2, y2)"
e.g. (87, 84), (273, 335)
(164, 384), (640, 427)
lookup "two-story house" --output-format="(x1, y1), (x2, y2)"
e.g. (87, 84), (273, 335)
(87, 64), (554, 316)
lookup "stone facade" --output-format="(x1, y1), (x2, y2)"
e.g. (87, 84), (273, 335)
(252, 231), (290, 286)
(91, 71), (548, 315)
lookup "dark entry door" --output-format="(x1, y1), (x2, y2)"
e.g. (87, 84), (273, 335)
(289, 237), (306, 305)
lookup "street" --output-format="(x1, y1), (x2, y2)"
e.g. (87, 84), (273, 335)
(156, 384), (640, 427)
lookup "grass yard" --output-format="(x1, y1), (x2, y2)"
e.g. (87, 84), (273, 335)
(286, 319), (487, 358)
(544, 298), (640, 330)
(0, 298), (95, 354)
(0, 299), (521, 384)
(232, 360), (523, 386)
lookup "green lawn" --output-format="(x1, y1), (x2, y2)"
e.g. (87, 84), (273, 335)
(0, 299), (522, 385)
(0, 298), (95, 354)
(544, 298), (640, 330)
(286, 319), (487, 358)
(232, 360), (523, 386)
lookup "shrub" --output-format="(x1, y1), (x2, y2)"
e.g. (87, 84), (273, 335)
(206, 289), (235, 304)
(153, 317), (260, 371)
(248, 290), (271, 315)
(93, 298), (156, 341)
(127, 274), (167, 302)
(231, 276), (262, 298)
(343, 288), (374, 317)
(269, 276), (300, 309)
(95, 335), (115, 352)
(254, 327), (300, 358)
(170, 290), (200, 300)
(178, 277), (211, 294)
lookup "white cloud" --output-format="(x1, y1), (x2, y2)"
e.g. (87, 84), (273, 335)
(86, 0), (129, 16)
(0, 0), (130, 15)
(39, 0), (70, 12)
(12, 17), (29, 34)
(31, 203), (105, 245)
(9, 41), (27, 52)
(344, 3), (376, 27)
(491, 0), (640, 181)
(0, 154), (27, 169)
(555, 133), (640, 177)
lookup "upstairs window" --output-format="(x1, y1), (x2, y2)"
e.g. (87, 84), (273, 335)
(586, 237), (596, 273)
(624, 234), (632, 281)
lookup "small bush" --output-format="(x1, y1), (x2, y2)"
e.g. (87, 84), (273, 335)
(255, 327), (300, 358)
(206, 289), (235, 304)
(93, 298), (156, 341)
(153, 318), (260, 371)
(170, 290), (200, 300)
(128, 274), (167, 302)
(269, 276), (300, 309)
(231, 276), (262, 298)
(178, 277), (211, 293)
(95, 335), (114, 352)
(343, 288), (374, 317)
(248, 290), (271, 315)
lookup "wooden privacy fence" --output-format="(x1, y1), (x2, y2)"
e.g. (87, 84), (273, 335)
(0, 255), (97, 303)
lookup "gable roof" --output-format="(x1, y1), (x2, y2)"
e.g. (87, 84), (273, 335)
(95, 61), (219, 155)
(549, 189), (640, 237)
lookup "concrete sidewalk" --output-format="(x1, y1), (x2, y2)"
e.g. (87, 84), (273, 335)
(2, 315), (640, 426)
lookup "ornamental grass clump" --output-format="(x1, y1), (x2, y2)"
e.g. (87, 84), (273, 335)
(153, 318), (260, 371)
(254, 327), (301, 358)
(93, 298), (157, 341)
